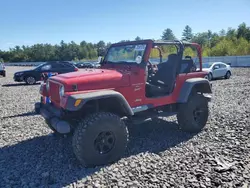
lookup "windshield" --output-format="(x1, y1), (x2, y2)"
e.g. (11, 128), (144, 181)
(33, 63), (46, 70)
(197, 62), (213, 68)
(104, 44), (147, 63)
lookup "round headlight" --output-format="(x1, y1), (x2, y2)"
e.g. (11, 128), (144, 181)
(59, 85), (65, 97)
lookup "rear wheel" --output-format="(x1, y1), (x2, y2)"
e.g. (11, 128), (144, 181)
(72, 112), (129, 167)
(177, 92), (209, 133)
(25, 76), (36, 85)
(225, 71), (231, 79)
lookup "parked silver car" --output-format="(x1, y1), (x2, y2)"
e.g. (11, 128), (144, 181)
(197, 62), (232, 81)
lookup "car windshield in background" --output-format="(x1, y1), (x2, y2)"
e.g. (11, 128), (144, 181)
(105, 44), (147, 63)
(33, 63), (46, 70)
(197, 62), (213, 68)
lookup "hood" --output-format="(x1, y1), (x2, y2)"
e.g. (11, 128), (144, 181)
(202, 68), (211, 72)
(197, 68), (211, 72)
(15, 69), (34, 74)
(50, 68), (130, 91)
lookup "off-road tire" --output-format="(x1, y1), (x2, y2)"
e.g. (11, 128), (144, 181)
(177, 92), (209, 133)
(225, 71), (231, 79)
(25, 76), (36, 85)
(72, 112), (129, 167)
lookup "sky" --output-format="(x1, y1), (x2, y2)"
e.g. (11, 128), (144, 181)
(1, 0), (250, 50)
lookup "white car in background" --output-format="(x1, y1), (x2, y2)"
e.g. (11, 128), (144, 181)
(198, 62), (232, 81)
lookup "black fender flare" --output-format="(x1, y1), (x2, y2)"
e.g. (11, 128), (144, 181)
(177, 78), (212, 103)
(65, 90), (134, 116)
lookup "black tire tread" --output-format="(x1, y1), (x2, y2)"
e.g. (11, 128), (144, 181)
(72, 112), (129, 167)
(225, 71), (231, 79)
(208, 72), (213, 81)
(177, 92), (209, 133)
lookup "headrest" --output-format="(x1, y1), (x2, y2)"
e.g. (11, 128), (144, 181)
(185, 56), (192, 59)
(168, 54), (178, 60)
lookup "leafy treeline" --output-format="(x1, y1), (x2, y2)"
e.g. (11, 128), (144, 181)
(0, 40), (110, 62)
(162, 23), (250, 57)
(1, 22), (250, 62)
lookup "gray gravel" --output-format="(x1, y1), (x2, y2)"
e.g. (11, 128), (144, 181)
(0, 66), (250, 188)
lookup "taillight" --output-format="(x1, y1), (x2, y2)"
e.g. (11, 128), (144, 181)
(74, 68), (79, 71)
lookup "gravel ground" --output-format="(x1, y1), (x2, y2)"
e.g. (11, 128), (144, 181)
(0, 67), (249, 188)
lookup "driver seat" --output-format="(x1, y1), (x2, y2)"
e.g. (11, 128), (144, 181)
(180, 56), (196, 73)
(146, 54), (179, 97)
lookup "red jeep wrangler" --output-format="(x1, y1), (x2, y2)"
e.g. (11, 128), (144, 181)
(35, 40), (212, 167)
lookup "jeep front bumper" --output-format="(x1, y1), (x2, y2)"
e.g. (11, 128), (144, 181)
(35, 102), (71, 134)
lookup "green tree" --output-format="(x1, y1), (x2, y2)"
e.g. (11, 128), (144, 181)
(135, 36), (142, 41)
(226, 27), (237, 39)
(80, 40), (87, 47)
(79, 46), (88, 59)
(96, 40), (106, 56)
(106, 42), (112, 48)
(97, 40), (105, 49)
(192, 32), (209, 47)
(161, 28), (176, 40)
(182, 25), (193, 41)
(219, 29), (226, 37)
(237, 22), (250, 41)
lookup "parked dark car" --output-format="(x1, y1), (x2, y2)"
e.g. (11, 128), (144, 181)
(14, 61), (79, 85)
(74, 62), (96, 69)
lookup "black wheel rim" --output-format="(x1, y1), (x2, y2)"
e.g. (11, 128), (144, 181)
(193, 108), (205, 125)
(94, 131), (115, 154)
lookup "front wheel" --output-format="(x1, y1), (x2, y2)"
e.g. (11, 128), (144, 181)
(207, 73), (213, 81)
(25, 76), (36, 85)
(177, 93), (209, 133)
(225, 71), (231, 79)
(72, 112), (129, 167)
